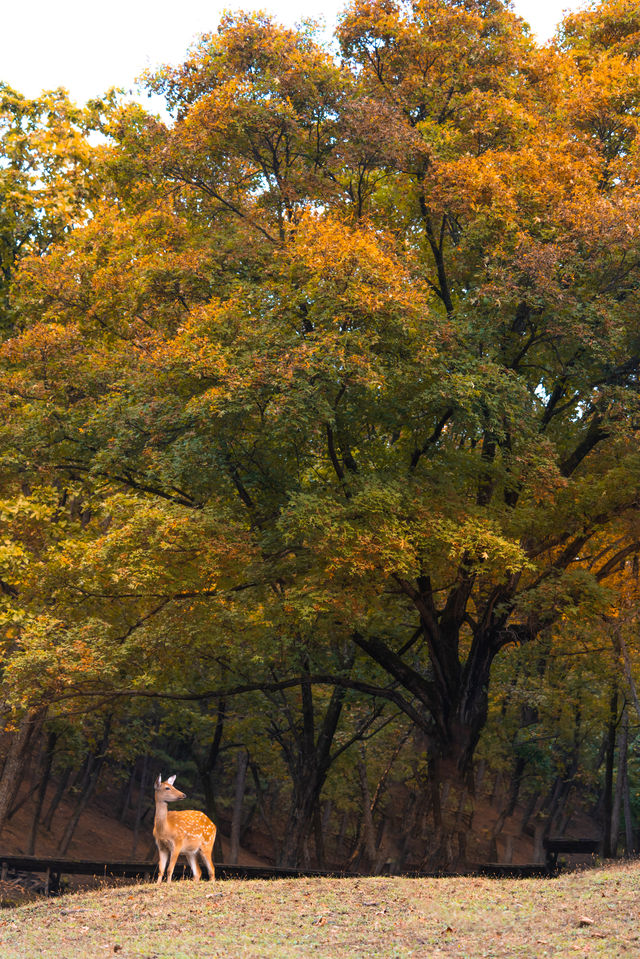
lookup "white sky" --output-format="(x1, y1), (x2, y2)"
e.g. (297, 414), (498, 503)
(2, 0), (584, 105)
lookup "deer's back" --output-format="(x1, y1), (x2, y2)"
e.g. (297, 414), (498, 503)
(165, 809), (216, 844)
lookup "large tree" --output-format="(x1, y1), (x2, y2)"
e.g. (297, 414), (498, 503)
(3, 0), (640, 861)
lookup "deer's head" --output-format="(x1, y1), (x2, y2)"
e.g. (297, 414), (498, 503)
(154, 774), (187, 802)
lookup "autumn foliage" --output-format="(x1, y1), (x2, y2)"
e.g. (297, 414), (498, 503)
(1, 0), (640, 868)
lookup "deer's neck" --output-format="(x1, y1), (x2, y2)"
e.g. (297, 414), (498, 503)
(154, 799), (170, 832)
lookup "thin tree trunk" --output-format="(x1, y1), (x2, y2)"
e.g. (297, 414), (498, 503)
(336, 810), (349, 860)
(59, 754), (96, 855)
(193, 700), (226, 821)
(7, 779), (42, 821)
(622, 744), (634, 856)
(519, 791), (540, 837)
(395, 793), (420, 871)
(249, 761), (278, 857)
(492, 755), (526, 841)
(28, 731), (57, 855)
(277, 674), (350, 868)
(318, 800), (332, 867)
(229, 749), (249, 865)
(132, 754), (149, 857)
(611, 705), (628, 859)
(59, 719), (111, 855)
(0, 710), (44, 837)
(313, 804), (326, 870)
(118, 765), (137, 822)
(603, 686), (618, 857)
(42, 766), (72, 833)
(613, 628), (640, 725)
(357, 747), (377, 869)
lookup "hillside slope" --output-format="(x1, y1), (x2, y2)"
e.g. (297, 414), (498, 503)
(1, 863), (639, 958)
(0, 777), (266, 864)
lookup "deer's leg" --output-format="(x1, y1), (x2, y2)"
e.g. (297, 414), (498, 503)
(187, 852), (201, 880)
(166, 840), (182, 883)
(156, 843), (168, 884)
(201, 838), (216, 881)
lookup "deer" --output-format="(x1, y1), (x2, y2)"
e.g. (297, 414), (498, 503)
(153, 775), (217, 883)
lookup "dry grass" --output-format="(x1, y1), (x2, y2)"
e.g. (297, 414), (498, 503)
(0, 862), (639, 958)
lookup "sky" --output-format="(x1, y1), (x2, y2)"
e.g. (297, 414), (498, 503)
(2, 0), (585, 105)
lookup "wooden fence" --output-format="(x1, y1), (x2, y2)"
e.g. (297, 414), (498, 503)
(0, 838), (601, 895)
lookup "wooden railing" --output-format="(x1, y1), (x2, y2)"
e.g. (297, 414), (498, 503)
(0, 842), (602, 895)
(543, 838), (600, 871)
(0, 854), (343, 895)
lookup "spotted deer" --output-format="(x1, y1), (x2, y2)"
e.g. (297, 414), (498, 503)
(153, 775), (216, 883)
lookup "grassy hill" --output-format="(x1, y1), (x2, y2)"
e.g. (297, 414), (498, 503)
(1, 863), (639, 958)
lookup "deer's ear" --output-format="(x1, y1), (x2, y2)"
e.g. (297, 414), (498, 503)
(167, 775), (176, 785)
(155, 775), (162, 789)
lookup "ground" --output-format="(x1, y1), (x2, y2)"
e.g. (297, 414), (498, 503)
(0, 862), (639, 958)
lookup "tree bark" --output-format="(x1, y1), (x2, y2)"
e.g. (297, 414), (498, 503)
(131, 753), (149, 857)
(249, 761), (278, 857)
(229, 748), (249, 865)
(615, 628), (640, 725)
(191, 700), (226, 822)
(611, 705), (629, 859)
(357, 746), (378, 869)
(602, 686), (618, 857)
(277, 678), (348, 868)
(59, 718), (111, 855)
(0, 709), (44, 837)
(622, 738), (634, 856)
(118, 765), (136, 821)
(28, 730), (57, 855)
(42, 766), (72, 833)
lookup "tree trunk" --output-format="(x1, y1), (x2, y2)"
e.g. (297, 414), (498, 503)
(131, 754), (149, 857)
(59, 718), (111, 855)
(519, 791), (540, 837)
(612, 627), (640, 725)
(336, 810), (350, 861)
(277, 675), (349, 868)
(622, 742), (634, 857)
(28, 730), (57, 855)
(42, 766), (72, 833)
(199, 701), (226, 818)
(491, 754), (526, 842)
(611, 705), (629, 859)
(602, 686), (618, 857)
(7, 779), (42, 821)
(189, 702), (226, 862)
(354, 620), (500, 866)
(0, 710), (44, 837)
(278, 775), (322, 868)
(249, 761), (278, 857)
(229, 749), (249, 865)
(118, 765), (137, 821)
(313, 803), (330, 870)
(357, 747), (377, 869)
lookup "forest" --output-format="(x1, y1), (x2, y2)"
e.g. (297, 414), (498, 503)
(1, 0), (640, 874)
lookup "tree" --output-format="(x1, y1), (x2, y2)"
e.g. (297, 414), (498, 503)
(3, 1), (640, 864)
(0, 84), (104, 333)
